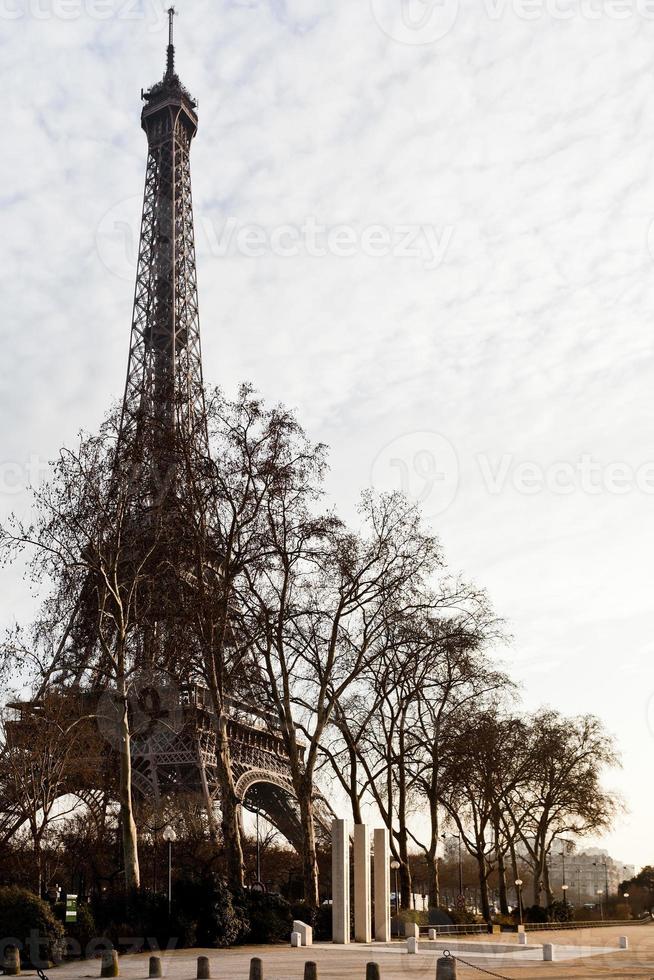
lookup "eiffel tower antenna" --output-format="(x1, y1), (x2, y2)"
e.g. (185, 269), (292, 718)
(166, 7), (175, 78)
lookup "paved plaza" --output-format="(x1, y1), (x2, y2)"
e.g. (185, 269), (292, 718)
(23, 924), (654, 980)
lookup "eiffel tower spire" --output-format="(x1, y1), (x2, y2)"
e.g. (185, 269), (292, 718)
(119, 8), (205, 458)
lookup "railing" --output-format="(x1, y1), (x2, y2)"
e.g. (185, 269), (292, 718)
(419, 924), (489, 936)
(524, 917), (652, 932)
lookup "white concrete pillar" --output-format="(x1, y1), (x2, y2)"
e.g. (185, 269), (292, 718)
(332, 818), (350, 944)
(543, 944), (555, 961)
(428, 928), (437, 941)
(518, 933), (527, 945)
(373, 827), (391, 943)
(406, 937), (418, 954)
(354, 824), (372, 943)
(619, 936), (629, 949)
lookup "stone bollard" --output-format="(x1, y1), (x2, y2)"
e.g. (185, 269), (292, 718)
(101, 950), (119, 978)
(436, 956), (457, 979)
(197, 956), (211, 980)
(366, 964), (381, 980)
(304, 963), (318, 980)
(406, 937), (418, 954)
(293, 920), (313, 947)
(543, 944), (555, 962)
(149, 956), (162, 978)
(619, 936), (629, 950)
(428, 929), (437, 941)
(3, 946), (21, 977)
(518, 933), (528, 945)
(517, 924), (525, 934)
(404, 922), (419, 940)
(249, 957), (264, 980)
(291, 932), (302, 948)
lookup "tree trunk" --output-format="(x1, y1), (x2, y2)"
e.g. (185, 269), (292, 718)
(543, 860), (553, 907)
(477, 857), (491, 922)
(398, 831), (413, 909)
(215, 714), (245, 890)
(117, 687), (140, 891)
(497, 850), (509, 915)
(297, 779), (320, 908)
(427, 853), (440, 908)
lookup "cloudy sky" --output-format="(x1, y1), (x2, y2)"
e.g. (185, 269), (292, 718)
(2, 0), (654, 867)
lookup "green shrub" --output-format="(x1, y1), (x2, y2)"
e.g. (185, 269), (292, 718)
(244, 892), (291, 944)
(91, 889), (168, 951)
(0, 886), (65, 966)
(172, 877), (249, 948)
(54, 900), (97, 958)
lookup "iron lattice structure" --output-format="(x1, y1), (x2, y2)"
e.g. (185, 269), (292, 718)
(121, 14), (206, 456)
(1, 11), (332, 858)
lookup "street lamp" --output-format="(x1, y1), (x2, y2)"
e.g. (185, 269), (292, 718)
(515, 879), (524, 926)
(623, 892), (631, 918)
(163, 825), (177, 915)
(562, 883), (569, 910)
(391, 860), (400, 933)
(441, 833), (464, 903)
(597, 888), (604, 921)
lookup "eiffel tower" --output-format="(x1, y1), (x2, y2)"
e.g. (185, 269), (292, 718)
(1, 10), (332, 860)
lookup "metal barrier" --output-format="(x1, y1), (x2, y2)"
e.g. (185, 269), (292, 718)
(524, 917), (652, 932)
(419, 923), (489, 936)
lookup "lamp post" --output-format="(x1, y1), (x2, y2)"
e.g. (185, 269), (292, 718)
(441, 833), (464, 903)
(515, 879), (524, 926)
(576, 868), (582, 908)
(623, 892), (630, 918)
(163, 826), (177, 915)
(562, 883), (569, 911)
(597, 888), (604, 921)
(391, 860), (400, 934)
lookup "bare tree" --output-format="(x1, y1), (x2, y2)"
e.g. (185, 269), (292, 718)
(0, 695), (94, 894)
(242, 493), (440, 907)
(503, 710), (620, 906)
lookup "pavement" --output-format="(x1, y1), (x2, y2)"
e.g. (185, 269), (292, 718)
(15, 923), (654, 980)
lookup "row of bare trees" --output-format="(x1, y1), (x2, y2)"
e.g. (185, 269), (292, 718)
(0, 386), (620, 912)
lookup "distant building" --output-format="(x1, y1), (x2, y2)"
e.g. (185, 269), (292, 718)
(547, 847), (635, 902)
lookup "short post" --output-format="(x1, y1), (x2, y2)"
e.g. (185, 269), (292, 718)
(304, 963), (318, 980)
(197, 956), (211, 980)
(406, 937), (418, 954)
(101, 950), (119, 978)
(619, 936), (629, 950)
(293, 921), (313, 947)
(3, 947), (20, 977)
(518, 933), (528, 945)
(291, 932), (302, 948)
(149, 956), (162, 978)
(428, 928), (437, 940)
(517, 924), (525, 934)
(436, 955), (457, 979)
(366, 964), (381, 980)
(543, 944), (555, 962)
(404, 921), (419, 939)
(249, 958), (263, 980)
